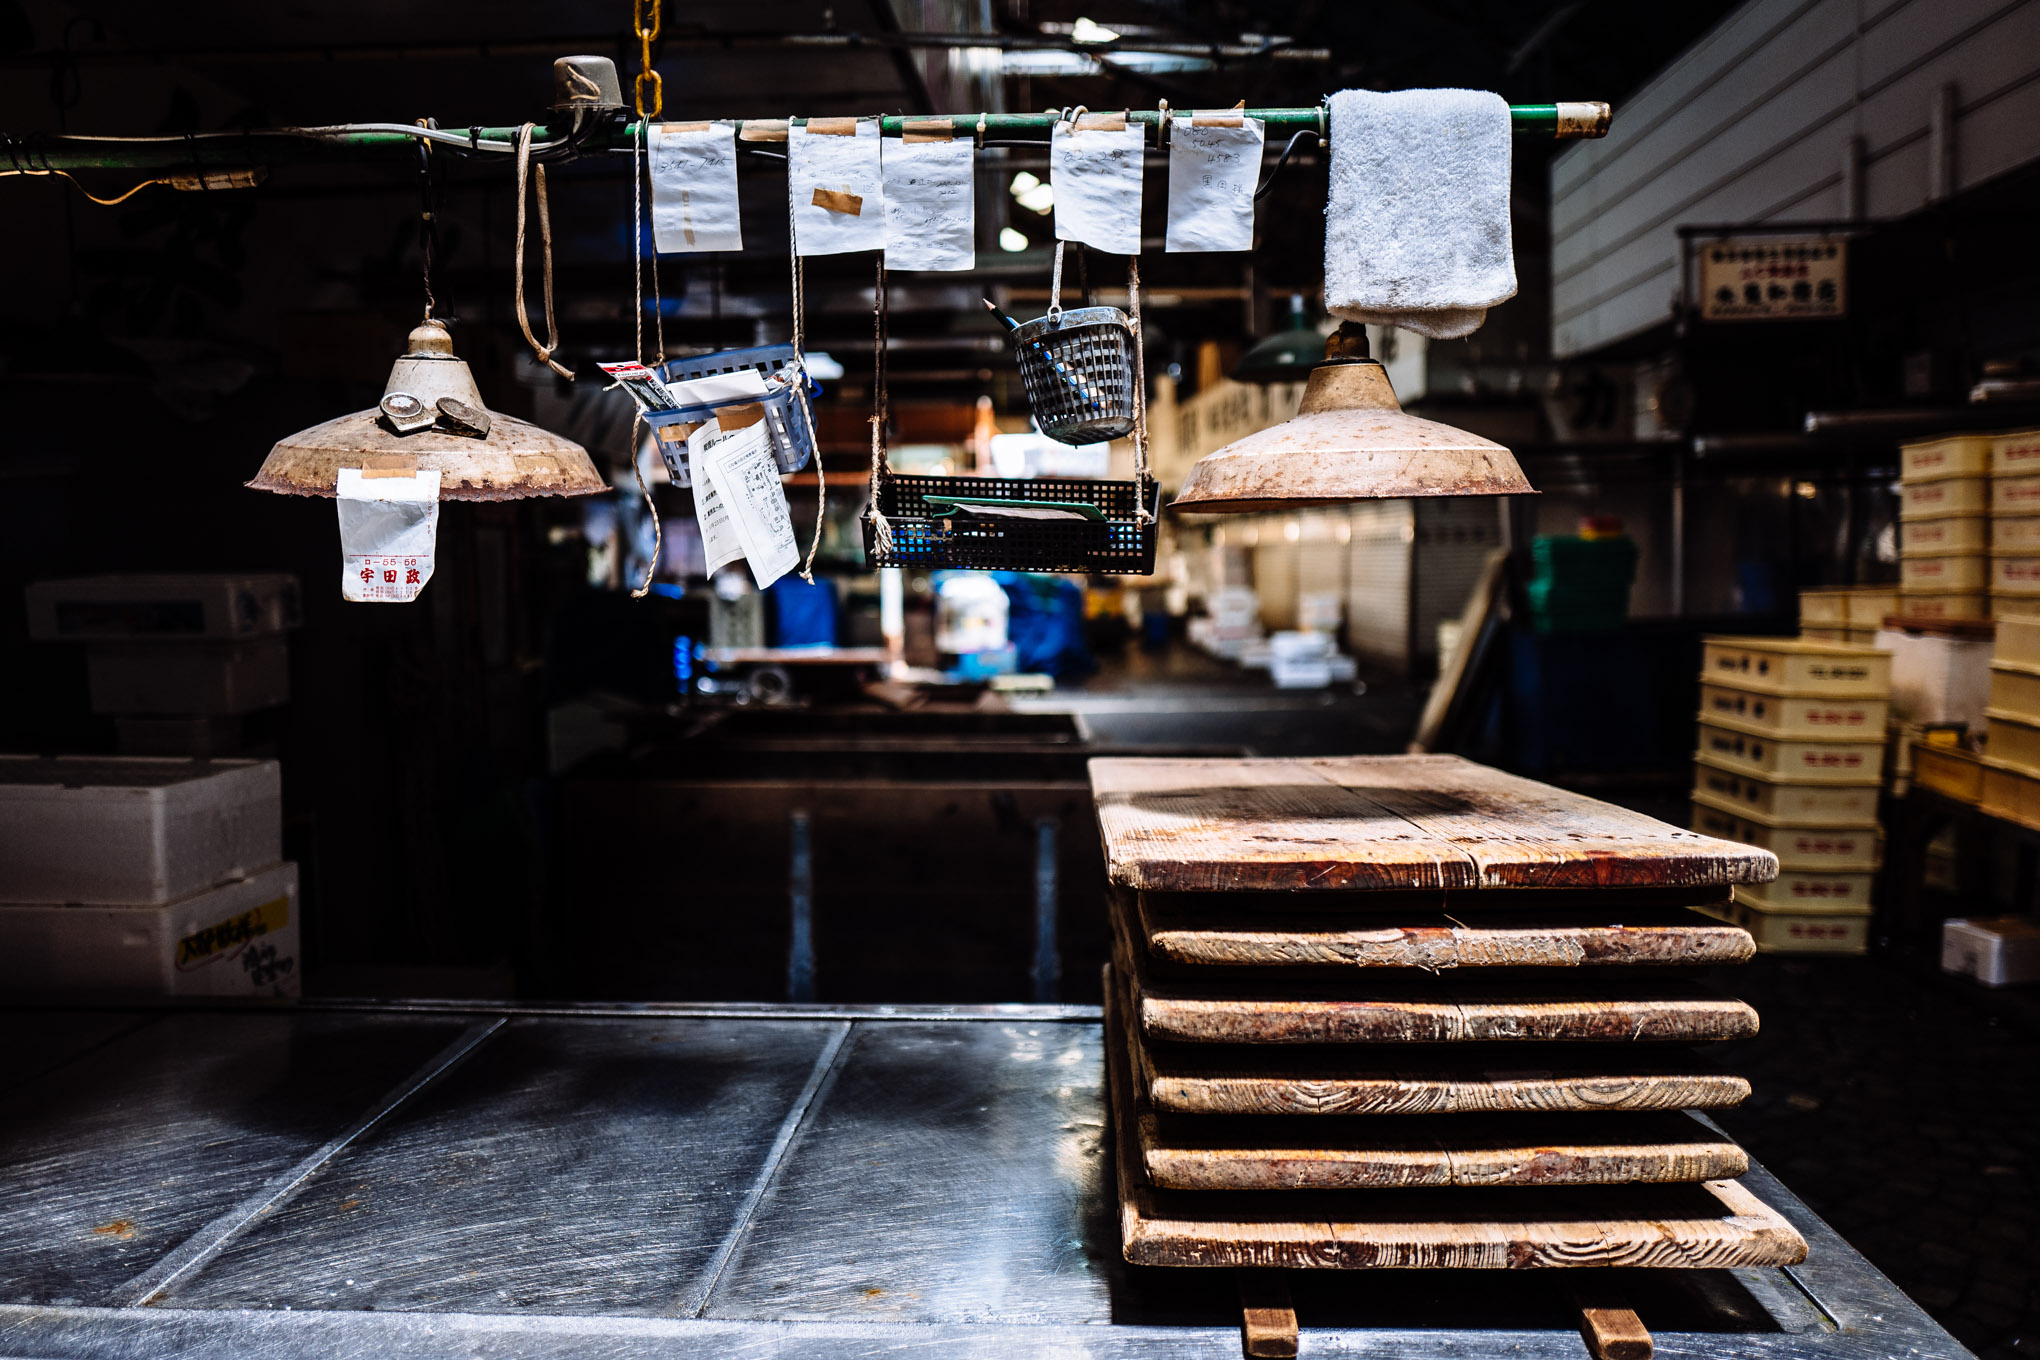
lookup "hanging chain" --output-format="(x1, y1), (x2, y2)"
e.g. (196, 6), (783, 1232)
(633, 0), (662, 121)
(627, 117), (659, 599)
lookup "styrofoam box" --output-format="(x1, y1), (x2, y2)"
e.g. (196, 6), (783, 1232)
(85, 638), (289, 716)
(1691, 757), (1880, 822)
(1735, 869), (1876, 913)
(1993, 516), (2040, 554)
(1691, 797), (1880, 871)
(1995, 475), (2040, 517)
(1901, 555), (1988, 592)
(1697, 683), (1888, 739)
(1700, 636), (1891, 697)
(0, 756), (281, 905)
(1992, 556), (2040, 597)
(1941, 915), (2040, 987)
(1898, 590), (1988, 621)
(1876, 628), (1993, 727)
(1901, 476), (1987, 520)
(24, 573), (301, 643)
(1990, 429), (2040, 477)
(1900, 434), (1991, 481)
(1694, 722), (1884, 783)
(1900, 516), (1987, 555)
(0, 862), (298, 998)
(1725, 893), (1870, 954)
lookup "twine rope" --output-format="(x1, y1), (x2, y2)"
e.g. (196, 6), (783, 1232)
(867, 257), (893, 556)
(513, 123), (572, 379)
(787, 172), (828, 581)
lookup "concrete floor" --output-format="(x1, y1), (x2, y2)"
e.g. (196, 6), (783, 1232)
(1715, 957), (2037, 1360)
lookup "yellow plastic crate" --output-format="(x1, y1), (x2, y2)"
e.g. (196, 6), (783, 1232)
(1734, 870), (1876, 914)
(1694, 722), (1885, 783)
(1901, 555), (1988, 592)
(1691, 796), (1880, 872)
(1993, 515), (2040, 554)
(1698, 683), (1889, 739)
(1980, 756), (2040, 829)
(1898, 590), (1989, 621)
(1911, 741), (1985, 804)
(1992, 556), (2040, 597)
(1902, 477), (1988, 520)
(1997, 615), (2040, 668)
(1995, 475), (2040, 517)
(1900, 434), (1992, 481)
(1901, 516), (1988, 555)
(1990, 428), (2040, 477)
(1690, 757), (1881, 822)
(1723, 894), (1870, 954)
(1700, 636), (1892, 696)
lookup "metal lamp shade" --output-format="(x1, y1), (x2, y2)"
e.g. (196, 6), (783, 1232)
(248, 320), (606, 501)
(1172, 358), (1534, 514)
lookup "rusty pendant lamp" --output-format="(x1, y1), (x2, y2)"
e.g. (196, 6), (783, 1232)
(249, 318), (605, 501)
(1173, 323), (1533, 513)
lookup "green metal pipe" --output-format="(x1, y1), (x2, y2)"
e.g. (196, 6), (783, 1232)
(4, 103), (1608, 174)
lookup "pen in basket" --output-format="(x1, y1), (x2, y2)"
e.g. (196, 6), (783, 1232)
(982, 298), (1107, 413)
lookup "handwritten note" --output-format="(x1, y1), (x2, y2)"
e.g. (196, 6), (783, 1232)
(1166, 116), (1263, 252)
(649, 122), (742, 253)
(1051, 121), (1144, 255)
(789, 120), (884, 255)
(883, 136), (975, 271)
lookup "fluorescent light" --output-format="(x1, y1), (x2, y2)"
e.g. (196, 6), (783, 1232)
(1008, 171), (1053, 215)
(1072, 16), (1121, 43)
(999, 227), (1030, 252)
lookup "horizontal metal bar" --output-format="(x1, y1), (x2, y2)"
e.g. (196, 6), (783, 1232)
(0, 998), (1107, 1022)
(3, 103), (1608, 173)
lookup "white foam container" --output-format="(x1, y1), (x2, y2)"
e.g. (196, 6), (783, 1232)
(0, 756), (281, 905)
(0, 862), (299, 998)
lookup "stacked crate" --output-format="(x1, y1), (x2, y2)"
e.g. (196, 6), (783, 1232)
(1798, 586), (1898, 646)
(0, 757), (300, 997)
(1990, 429), (2040, 617)
(1692, 637), (1890, 955)
(1091, 755), (1807, 1295)
(1898, 435), (1991, 622)
(1981, 614), (2040, 828)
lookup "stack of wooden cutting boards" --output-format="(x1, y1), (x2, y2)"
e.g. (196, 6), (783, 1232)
(1090, 754), (1808, 1280)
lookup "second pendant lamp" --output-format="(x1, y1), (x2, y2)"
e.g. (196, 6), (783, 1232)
(1173, 323), (1534, 514)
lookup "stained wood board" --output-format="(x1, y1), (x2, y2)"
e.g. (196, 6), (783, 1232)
(1113, 911), (1759, 1045)
(1088, 755), (1779, 893)
(1130, 889), (1756, 972)
(1111, 981), (1749, 1192)
(1105, 984), (1807, 1271)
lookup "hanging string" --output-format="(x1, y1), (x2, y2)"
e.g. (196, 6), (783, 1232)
(626, 117), (659, 600)
(1047, 239), (1066, 322)
(786, 167), (829, 582)
(1128, 255), (1155, 523)
(867, 257), (893, 557)
(513, 123), (573, 378)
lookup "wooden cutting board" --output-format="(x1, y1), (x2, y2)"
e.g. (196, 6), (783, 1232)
(1105, 986), (1806, 1270)
(1089, 755), (1778, 893)
(1113, 913), (1759, 1045)
(1130, 888), (1756, 972)
(1109, 982), (1748, 1191)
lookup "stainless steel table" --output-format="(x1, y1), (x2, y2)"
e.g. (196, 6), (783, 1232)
(0, 1002), (1973, 1359)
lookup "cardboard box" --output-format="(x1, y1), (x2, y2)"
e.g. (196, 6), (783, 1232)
(1941, 915), (2040, 986)
(0, 756), (282, 905)
(0, 862), (299, 998)
(1700, 636), (1891, 697)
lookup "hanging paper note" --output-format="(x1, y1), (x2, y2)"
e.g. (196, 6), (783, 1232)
(649, 122), (743, 253)
(1165, 114), (1264, 252)
(883, 133), (975, 271)
(336, 467), (440, 603)
(789, 119), (884, 256)
(1051, 117), (1144, 255)
(690, 416), (800, 588)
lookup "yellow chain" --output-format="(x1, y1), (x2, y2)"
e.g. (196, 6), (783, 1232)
(633, 0), (662, 120)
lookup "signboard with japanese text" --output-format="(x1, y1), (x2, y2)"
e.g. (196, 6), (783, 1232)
(1698, 237), (1846, 321)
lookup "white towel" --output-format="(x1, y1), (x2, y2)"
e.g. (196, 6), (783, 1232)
(1324, 89), (1516, 341)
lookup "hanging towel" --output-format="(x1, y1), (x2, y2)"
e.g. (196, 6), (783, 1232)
(1324, 88), (1516, 341)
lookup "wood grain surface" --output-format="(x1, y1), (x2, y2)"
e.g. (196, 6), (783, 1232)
(1132, 889), (1756, 972)
(1115, 915), (1759, 1045)
(1089, 755), (1779, 893)
(1105, 986), (1807, 1270)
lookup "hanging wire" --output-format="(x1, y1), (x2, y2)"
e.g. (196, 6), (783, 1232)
(1254, 127), (1325, 201)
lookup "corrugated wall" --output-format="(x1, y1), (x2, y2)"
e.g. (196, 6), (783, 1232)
(1552, 0), (2040, 357)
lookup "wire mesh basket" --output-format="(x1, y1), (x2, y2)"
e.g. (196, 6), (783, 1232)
(862, 474), (1159, 574)
(1010, 306), (1139, 446)
(646, 343), (818, 485)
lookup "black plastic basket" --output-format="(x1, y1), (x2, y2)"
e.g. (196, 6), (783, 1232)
(1010, 306), (1139, 446)
(861, 474), (1158, 574)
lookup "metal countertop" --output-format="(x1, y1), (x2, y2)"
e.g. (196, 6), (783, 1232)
(0, 1001), (1973, 1359)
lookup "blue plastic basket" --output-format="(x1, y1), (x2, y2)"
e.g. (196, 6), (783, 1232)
(645, 344), (818, 486)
